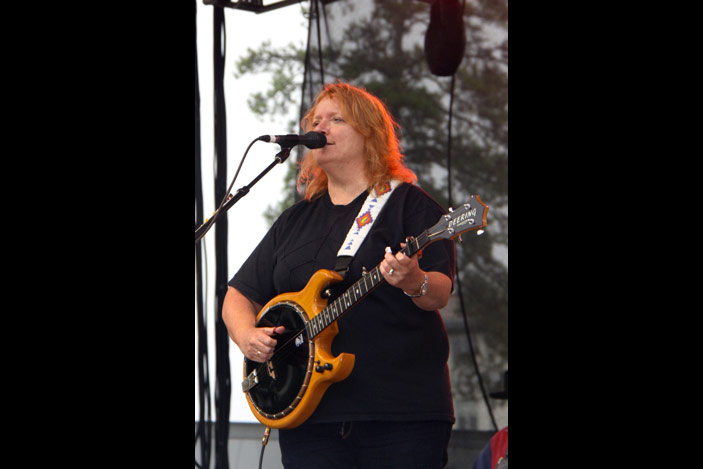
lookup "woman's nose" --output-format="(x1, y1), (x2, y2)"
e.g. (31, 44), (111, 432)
(316, 120), (329, 134)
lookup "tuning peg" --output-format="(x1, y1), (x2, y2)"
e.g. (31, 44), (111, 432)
(477, 229), (485, 236)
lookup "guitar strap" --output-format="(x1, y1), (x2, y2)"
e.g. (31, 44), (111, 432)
(333, 180), (401, 278)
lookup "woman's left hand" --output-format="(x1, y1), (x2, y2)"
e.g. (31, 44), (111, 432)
(380, 243), (426, 294)
(380, 243), (453, 311)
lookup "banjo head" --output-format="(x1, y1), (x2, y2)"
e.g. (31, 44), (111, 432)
(244, 301), (314, 418)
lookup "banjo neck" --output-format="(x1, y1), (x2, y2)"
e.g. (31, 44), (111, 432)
(304, 231), (427, 340)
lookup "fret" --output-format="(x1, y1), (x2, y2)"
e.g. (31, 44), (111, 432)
(353, 283), (362, 301)
(412, 236), (421, 254)
(371, 267), (381, 284)
(327, 300), (337, 323)
(418, 232), (429, 249)
(331, 299), (340, 320)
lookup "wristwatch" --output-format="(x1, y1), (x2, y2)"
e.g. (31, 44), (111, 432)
(404, 274), (429, 298)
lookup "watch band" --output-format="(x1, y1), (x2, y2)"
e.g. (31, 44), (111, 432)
(404, 274), (429, 298)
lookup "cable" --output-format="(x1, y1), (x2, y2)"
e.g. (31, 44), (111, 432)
(455, 275), (498, 431)
(444, 40), (498, 431)
(196, 136), (260, 242)
(258, 428), (271, 469)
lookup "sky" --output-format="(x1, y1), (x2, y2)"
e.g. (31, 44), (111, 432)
(195, 1), (309, 423)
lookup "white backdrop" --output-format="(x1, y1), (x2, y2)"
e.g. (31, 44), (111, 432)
(195, 1), (308, 423)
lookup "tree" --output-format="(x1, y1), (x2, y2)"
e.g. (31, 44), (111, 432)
(234, 0), (508, 429)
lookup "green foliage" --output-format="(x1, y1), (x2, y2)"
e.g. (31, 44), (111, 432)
(235, 39), (307, 122)
(235, 40), (307, 221)
(234, 0), (509, 422)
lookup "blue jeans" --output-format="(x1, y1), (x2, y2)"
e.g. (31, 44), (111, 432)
(278, 420), (453, 469)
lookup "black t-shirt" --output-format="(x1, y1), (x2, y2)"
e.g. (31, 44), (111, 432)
(229, 182), (456, 424)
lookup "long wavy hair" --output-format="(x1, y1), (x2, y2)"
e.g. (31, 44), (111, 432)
(297, 82), (417, 201)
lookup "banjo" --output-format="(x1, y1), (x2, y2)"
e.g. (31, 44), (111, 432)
(241, 196), (488, 429)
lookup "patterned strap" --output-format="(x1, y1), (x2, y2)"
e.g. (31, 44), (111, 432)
(334, 180), (401, 276)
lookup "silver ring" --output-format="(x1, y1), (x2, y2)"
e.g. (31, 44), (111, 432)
(389, 268), (395, 276)
(257, 350), (261, 356)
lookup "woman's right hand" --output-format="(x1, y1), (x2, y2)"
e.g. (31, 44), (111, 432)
(238, 325), (286, 362)
(222, 286), (288, 362)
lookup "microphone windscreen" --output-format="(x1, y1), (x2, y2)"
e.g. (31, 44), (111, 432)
(304, 131), (327, 149)
(424, 0), (466, 77)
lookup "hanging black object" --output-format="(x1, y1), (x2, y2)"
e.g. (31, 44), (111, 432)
(424, 0), (466, 76)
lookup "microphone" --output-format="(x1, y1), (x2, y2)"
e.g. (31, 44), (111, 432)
(258, 131), (327, 149)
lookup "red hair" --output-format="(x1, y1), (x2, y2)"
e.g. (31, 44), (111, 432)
(297, 82), (417, 200)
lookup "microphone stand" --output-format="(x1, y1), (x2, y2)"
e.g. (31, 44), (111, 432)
(195, 145), (293, 244)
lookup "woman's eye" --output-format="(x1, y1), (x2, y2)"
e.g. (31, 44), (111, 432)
(311, 117), (342, 127)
